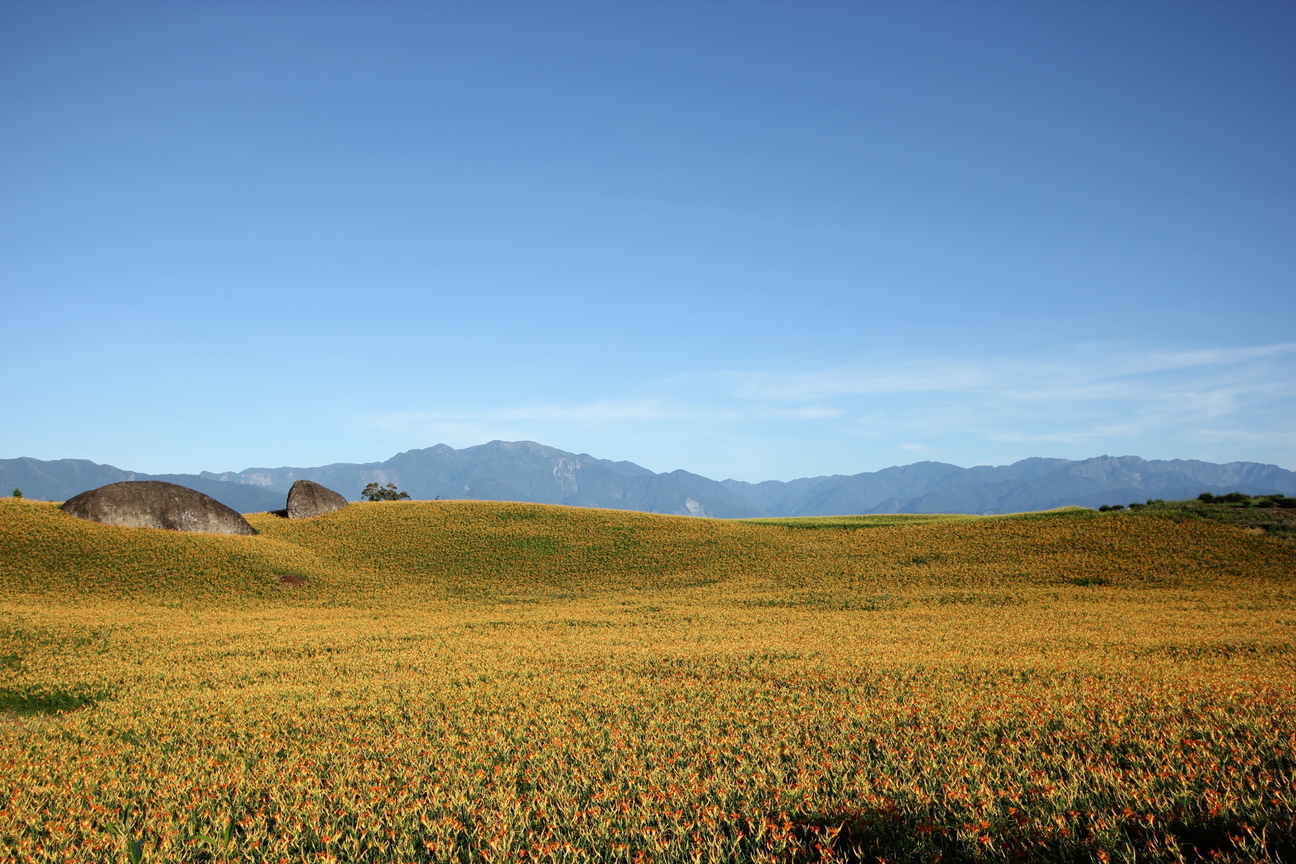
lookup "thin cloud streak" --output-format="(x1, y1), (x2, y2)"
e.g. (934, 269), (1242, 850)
(697, 342), (1296, 403)
(363, 342), (1296, 475)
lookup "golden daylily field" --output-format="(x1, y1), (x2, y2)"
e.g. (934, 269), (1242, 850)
(1, 497), (1294, 863)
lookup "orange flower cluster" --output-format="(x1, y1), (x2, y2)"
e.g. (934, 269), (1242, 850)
(0, 498), (1293, 862)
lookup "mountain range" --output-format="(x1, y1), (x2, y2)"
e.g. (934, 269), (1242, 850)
(4, 440), (1295, 517)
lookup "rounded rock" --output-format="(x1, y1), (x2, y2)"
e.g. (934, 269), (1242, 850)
(62, 481), (257, 535)
(286, 479), (349, 519)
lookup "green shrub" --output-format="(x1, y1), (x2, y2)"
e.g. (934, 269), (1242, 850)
(361, 482), (411, 502)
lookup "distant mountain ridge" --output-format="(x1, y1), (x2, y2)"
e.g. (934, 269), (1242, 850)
(0, 457), (285, 514)
(4, 441), (1295, 517)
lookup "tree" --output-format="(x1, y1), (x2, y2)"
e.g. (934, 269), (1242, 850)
(361, 482), (411, 502)
(11, 488), (21, 498)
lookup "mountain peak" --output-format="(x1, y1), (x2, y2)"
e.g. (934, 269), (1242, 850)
(4, 443), (1294, 517)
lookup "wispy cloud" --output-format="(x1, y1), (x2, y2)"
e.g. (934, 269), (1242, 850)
(367, 399), (844, 430)
(361, 342), (1296, 476)
(691, 342), (1296, 405)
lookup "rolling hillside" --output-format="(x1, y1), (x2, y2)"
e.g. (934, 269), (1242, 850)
(2, 496), (1292, 603)
(3, 499), (1295, 862)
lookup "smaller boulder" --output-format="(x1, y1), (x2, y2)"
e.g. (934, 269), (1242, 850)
(286, 480), (349, 519)
(62, 481), (256, 535)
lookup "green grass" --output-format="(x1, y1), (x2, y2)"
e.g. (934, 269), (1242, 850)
(737, 512), (986, 529)
(737, 507), (1095, 530)
(0, 685), (107, 716)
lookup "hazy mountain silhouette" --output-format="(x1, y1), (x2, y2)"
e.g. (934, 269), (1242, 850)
(199, 441), (764, 517)
(5, 442), (1295, 516)
(0, 457), (284, 513)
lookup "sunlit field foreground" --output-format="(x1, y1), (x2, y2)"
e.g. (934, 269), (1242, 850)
(1, 499), (1294, 863)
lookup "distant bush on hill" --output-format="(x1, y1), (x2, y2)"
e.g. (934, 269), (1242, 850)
(1198, 491), (1296, 508)
(1098, 492), (1296, 540)
(361, 482), (411, 502)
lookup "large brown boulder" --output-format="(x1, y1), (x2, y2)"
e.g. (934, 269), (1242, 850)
(286, 479), (348, 519)
(62, 481), (256, 535)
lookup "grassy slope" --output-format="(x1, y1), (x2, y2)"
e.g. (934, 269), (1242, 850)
(1126, 495), (1296, 541)
(736, 512), (987, 528)
(3, 498), (1291, 602)
(2, 498), (1295, 862)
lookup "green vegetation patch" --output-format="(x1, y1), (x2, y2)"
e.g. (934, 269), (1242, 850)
(997, 506), (1101, 522)
(739, 513), (985, 529)
(741, 592), (894, 611)
(1100, 493), (1296, 541)
(740, 508), (1094, 530)
(0, 685), (108, 716)
(504, 536), (565, 554)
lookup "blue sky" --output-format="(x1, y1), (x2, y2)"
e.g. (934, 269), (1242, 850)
(2, 1), (1293, 480)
